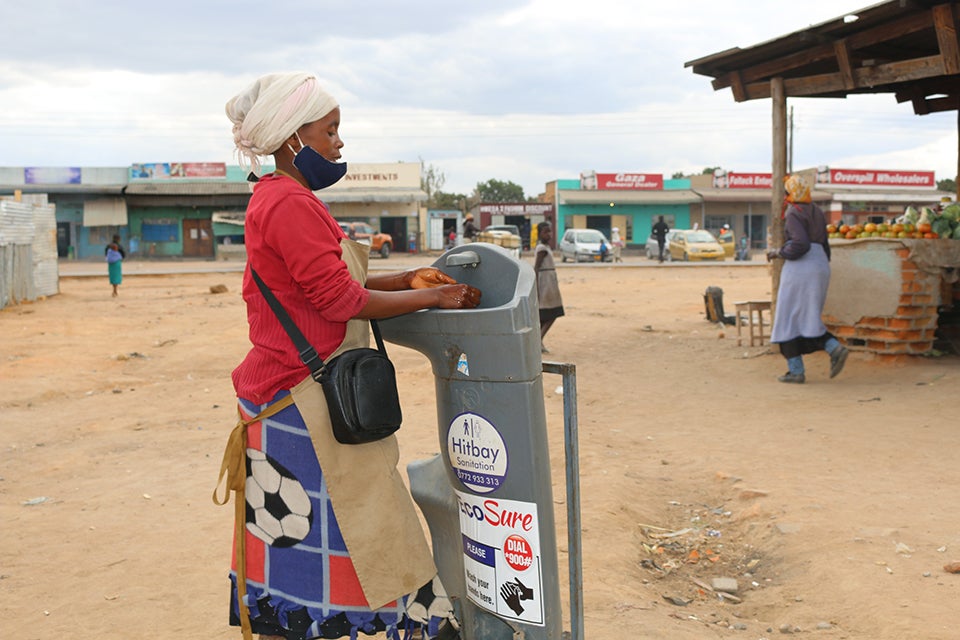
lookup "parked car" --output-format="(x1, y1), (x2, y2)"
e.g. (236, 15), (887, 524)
(338, 222), (392, 258)
(667, 229), (725, 262)
(645, 230), (678, 260)
(559, 228), (613, 262)
(477, 224), (522, 258)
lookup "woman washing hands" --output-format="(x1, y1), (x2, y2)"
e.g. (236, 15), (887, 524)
(219, 71), (478, 640)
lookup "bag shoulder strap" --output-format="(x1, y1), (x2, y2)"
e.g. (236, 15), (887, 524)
(251, 267), (326, 380)
(369, 313), (388, 355)
(249, 268), (386, 381)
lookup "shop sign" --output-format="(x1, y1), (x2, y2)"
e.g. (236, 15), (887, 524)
(595, 173), (663, 190)
(130, 162), (226, 179)
(24, 167), (81, 184)
(713, 171), (772, 189)
(173, 162), (227, 178)
(817, 167), (935, 188)
(478, 203), (553, 215)
(334, 163), (421, 188)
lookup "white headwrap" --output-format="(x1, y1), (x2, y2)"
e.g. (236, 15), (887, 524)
(225, 72), (338, 175)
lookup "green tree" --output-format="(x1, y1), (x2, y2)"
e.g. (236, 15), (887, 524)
(671, 171), (685, 179)
(473, 178), (525, 203)
(433, 191), (467, 210)
(702, 167), (722, 175)
(937, 177), (957, 194)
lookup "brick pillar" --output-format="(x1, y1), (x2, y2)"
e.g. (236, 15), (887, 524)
(824, 246), (940, 356)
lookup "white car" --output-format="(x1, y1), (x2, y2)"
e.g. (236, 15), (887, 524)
(645, 231), (678, 260)
(559, 228), (613, 263)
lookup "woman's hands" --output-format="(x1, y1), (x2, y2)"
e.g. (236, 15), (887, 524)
(357, 268), (481, 318)
(433, 283), (482, 309)
(766, 249), (780, 262)
(404, 267), (457, 290)
(405, 268), (480, 308)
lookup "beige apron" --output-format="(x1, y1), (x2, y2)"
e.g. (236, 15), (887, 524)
(215, 238), (436, 635)
(292, 238), (435, 608)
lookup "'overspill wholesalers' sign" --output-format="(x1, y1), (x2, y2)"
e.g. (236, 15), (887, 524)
(820, 168), (935, 188)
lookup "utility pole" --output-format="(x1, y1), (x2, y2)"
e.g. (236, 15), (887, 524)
(787, 106), (794, 174)
(771, 79), (787, 314)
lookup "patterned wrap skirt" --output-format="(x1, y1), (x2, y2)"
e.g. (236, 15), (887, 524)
(230, 391), (453, 640)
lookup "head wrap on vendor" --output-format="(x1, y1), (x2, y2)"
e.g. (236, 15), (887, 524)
(784, 174), (812, 204)
(225, 72), (338, 176)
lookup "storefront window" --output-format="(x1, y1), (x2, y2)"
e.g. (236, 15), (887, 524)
(88, 227), (121, 246)
(705, 215), (730, 234)
(142, 219), (180, 243)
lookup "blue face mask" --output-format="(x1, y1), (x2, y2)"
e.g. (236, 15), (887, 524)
(290, 133), (347, 190)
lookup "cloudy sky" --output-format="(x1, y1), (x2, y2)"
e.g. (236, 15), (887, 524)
(0, 1), (956, 197)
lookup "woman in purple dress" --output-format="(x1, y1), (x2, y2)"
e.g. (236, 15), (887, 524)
(768, 174), (849, 384)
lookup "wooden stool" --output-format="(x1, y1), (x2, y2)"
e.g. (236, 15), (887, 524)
(734, 301), (772, 346)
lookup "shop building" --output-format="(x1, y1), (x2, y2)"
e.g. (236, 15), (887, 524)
(533, 168), (950, 253)
(542, 172), (699, 248)
(429, 203), (556, 252)
(469, 202), (556, 249)
(0, 166), (136, 260)
(0, 162), (426, 259)
(425, 209), (463, 251)
(811, 167), (948, 227)
(687, 168), (951, 249)
(688, 171), (774, 249)
(321, 162), (426, 253)
(123, 163), (250, 259)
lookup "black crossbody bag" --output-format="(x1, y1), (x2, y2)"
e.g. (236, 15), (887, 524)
(251, 268), (402, 444)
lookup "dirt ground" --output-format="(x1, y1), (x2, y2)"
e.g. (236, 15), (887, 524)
(2, 256), (958, 640)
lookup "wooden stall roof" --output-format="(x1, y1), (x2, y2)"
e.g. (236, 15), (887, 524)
(684, 1), (959, 115)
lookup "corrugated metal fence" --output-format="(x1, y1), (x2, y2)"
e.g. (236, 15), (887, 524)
(0, 198), (59, 309)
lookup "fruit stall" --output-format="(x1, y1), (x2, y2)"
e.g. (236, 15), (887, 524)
(685, 1), (960, 358)
(823, 205), (960, 357)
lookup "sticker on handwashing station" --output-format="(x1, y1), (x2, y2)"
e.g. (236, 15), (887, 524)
(455, 490), (544, 625)
(447, 412), (508, 494)
(456, 352), (470, 376)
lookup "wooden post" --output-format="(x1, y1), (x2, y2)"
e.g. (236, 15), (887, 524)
(770, 78), (787, 314)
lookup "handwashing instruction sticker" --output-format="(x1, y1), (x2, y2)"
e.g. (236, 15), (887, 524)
(447, 412), (508, 494)
(455, 490), (544, 625)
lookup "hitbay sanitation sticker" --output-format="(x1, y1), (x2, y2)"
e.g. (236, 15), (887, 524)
(455, 490), (544, 625)
(447, 412), (507, 494)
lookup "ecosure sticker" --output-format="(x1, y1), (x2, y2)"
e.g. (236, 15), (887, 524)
(455, 490), (544, 625)
(447, 412), (508, 494)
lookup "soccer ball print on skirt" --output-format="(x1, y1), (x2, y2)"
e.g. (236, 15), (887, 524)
(228, 393), (457, 640)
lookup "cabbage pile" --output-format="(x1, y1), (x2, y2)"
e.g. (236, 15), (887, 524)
(900, 204), (960, 239)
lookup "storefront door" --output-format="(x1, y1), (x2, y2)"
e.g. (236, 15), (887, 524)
(183, 219), (214, 257)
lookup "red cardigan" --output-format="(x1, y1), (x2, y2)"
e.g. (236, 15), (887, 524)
(232, 174), (370, 403)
